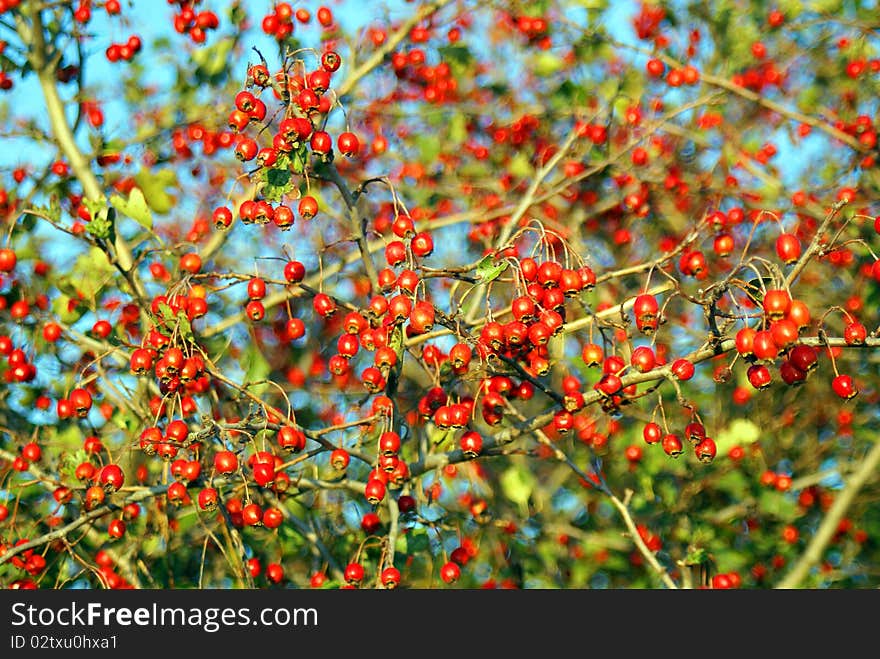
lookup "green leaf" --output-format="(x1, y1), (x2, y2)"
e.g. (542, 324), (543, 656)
(416, 134), (441, 163)
(52, 293), (84, 324)
(684, 547), (710, 566)
(110, 187), (153, 229)
(192, 37), (235, 79)
(401, 529), (429, 554)
(81, 196), (108, 223)
(388, 324), (405, 364)
(134, 168), (177, 214)
(714, 419), (761, 457)
(476, 253), (509, 284)
(242, 343), (271, 395)
(264, 168), (292, 201)
(500, 463), (536, 516)
(64, 246), (115, 299)
(758, 490), (798, 521)
(177, 311), (195, 343)
(86, 213), (112, 240)
(448, 113), (467, 146)
(437, 45), (472, 66)
(507, 152), (533, 178)
(534, 52), (564, 77)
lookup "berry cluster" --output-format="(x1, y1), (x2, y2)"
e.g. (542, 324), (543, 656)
(214, 48), (354, 232)
(169, 0), (220, 43)
(105, 35), (142, 63)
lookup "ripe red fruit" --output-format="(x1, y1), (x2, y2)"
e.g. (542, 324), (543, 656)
(69, 388), (93, 417)
(344, 562), (364, 585)
(762, 289), (791, 321)
(313, 293), (337, 318)
(262, 507), (284, 529)
(378, 431), (401, 455)
(337, 132), (360, 157)
(285, 318), (305, 341)
(322, 50), (341, 72)
(735, 326), (757, 356)
(670, 358), (695, 381)
(245, 300), (265, 321)
(265, 562), (284, 584)
(316, 6), (333, 26)
(630, 345), (656, 373)
(713, 232), (735, 257)
(632, 294), (659, 334)
(298, 195), (318, 220)
(747, 363), (772, 389)
(385, 240), (407, 266)
(646, 58), (665, 77)
(310, 130), (332, 155)
(459, 430), (483, 458)
(277, 426), (307, 453)
(440, 561), (461, 584)
(581, 343), (604, 367)
(198, 487), (219, 511)
(242, 502), (263, 526)
(84, 485), (106, 510)
(832, 374), (857, 400)
(330, 448), (350, 471)
(775, 233), (802, 264)
(410, 231), (434, 258)
(284, 260), (306, 283)
(0, 248), (17, 272)
(247, 277), (267, 299)
(364, 478), (386, 504)
(752, 330), (779, 361)
(694, 437), (717, 463)
(99, 464), (125, 492)
(643, 422), (663, 445)
(108, 519), (126, 539)
(213, 450), (238, 474)
(662, 433), (683, 457)
(844, 321), (867, 345)
(770, 318), (799, 350)
(788, 344), (819, 373)
(381, 566), (401, 589)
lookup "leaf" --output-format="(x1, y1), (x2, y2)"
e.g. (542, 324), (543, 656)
(758, 490), (798, 521)
(416, 135), (441, 163)
(192, 37), (235, 79)
(64, 247), (115, 299)
(743, 277), (776, 305)
(714, 419), (761, 457)
(684, 547), (710, 566)
(242, 343), (271, 395)
(475, 253), (509, 284)
(507, 152), (533, 178)
(500, 464), (536, 516)
(401, 529), (429, 554)
(81, 196), (108, 223)
(534, 52), (564, 77)
(52, 294), (84, 324)
(177, 311), (195, 343)
(134, 168), (177, 214)
(263, 167), (293, 202)
(437, 45), (472, 66)
(110, 187), (153, 229)
(448, 113), (467, 146)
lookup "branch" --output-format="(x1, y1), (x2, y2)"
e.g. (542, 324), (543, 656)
(783, 200), (847, 289)
(321, 162), (380, 293)
(16, 8), (144, 301)
(776, 438), (880, 589)
(335, 0), (456, 99)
